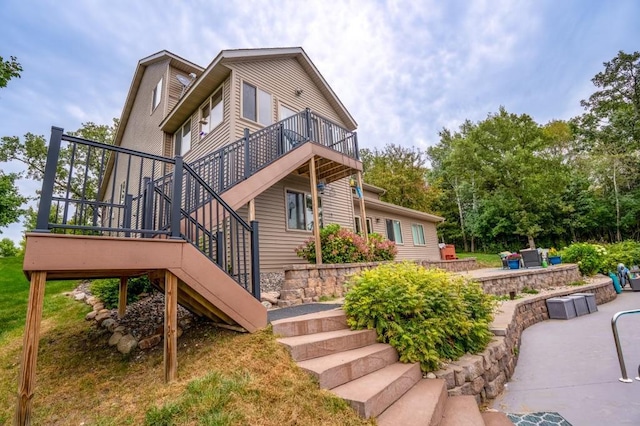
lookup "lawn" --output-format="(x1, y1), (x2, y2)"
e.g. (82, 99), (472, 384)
(456, 251), (502, 268)
(0, 256), (373, 425)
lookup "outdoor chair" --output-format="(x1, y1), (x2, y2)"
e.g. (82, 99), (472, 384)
(520, 248), (543, 268)
(498, 251), (511, 269)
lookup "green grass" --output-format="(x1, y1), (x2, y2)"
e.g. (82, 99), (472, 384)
(0, 256), (83, 344)
(456, 252), (502, 268)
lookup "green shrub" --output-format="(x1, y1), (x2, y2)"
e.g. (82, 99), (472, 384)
(343, 262), (495, 371)
(90, 275), (153, 309)
(295, 224), (397, 264)
(601, 241), (640, 273)
(561, 243), (607, 276)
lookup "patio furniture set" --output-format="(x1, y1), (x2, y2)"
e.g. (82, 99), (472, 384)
(499, 248), (559, 270)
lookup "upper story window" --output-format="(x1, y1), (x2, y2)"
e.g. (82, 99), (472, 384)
(174, 119), (191, 156)
(411, 224), (425, 245)
(200, 85), (224, 138)
(286, 189), (322, 231)
(152, 78), (163, 112)
(280, 104), (297, 120)
(385, 219), (403, 244)
(242, 81), (272, 126)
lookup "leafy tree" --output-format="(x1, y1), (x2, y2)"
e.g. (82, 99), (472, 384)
(0, 55), (22, 88)
(0, 172), (26, 230)
(361, 143), (440, 213)
(0, 237), (18, 257)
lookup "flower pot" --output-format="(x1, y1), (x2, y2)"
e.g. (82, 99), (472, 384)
(548, 255), (562, 265)
(507, 259), (520, 269)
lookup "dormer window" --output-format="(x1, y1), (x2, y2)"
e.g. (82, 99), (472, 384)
(152, 78), (163, 112)
(200, 86), (224, 138)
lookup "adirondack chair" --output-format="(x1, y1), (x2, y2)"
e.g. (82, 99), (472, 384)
(520, 248), (543, 268)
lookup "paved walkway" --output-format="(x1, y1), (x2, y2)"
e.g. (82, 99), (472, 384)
(492, 290), (640, 425)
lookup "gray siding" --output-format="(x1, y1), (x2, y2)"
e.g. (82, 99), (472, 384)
(321, 177), (354, 229)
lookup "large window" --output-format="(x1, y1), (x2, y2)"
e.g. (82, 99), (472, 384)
(200, 86), (224, 138)
(385, 219), (403, 244)
(286, 189), (322, 231)
(175, 119), (191, 156)
(411, 224), (425, 245)
(242, 81), (272, 126)
(152, 78), (163, 112)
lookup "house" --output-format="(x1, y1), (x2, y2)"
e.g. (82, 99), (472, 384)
(107, 47), (444, 278)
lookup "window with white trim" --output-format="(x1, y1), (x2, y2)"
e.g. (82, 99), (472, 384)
(152, 78), (162, 112)
(200, 86), (224, 138)
(242, 81), (272, 125)
(354, 216), (373, 235)
(385, 219), (403, 244)
(286, 189), (322, 231)
(174, 119), (192, 156)
(411, 224), (426, 245)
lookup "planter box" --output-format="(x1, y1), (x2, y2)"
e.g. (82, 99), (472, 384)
(630, 277), (640, 292)
(566, 295), (589, 316)
(507, 259), (520, 269)
(573, 292), (598, 313)
(548, 256), (562, 265)
(547, 297), (577, 320)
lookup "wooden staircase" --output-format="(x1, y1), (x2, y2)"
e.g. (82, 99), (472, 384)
(272, 310), (514, 425)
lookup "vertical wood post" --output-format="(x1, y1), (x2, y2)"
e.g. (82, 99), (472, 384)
(309, 157), (322, 265)
(118, 277), (128, 319)
(164, 271), (178, 383)
(15, 271), (47, 426)
(356, 171), (368, 242)
(248, 199), (255, 222)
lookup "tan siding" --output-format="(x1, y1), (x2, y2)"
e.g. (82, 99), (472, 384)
(168, 66), (187, 112)
(354, 205), (441, 261)
(227, 58), (349, 140)
(321, 177), (354, 229)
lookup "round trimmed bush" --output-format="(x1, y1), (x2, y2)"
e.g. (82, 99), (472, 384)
(343, 262), (495, 371)
(561, 243), (607, 276)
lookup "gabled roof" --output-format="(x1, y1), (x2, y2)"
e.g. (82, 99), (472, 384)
(160, 47), (358, 134)
(113, 50), (203, 147)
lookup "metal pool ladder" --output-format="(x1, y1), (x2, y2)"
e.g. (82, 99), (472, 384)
(611, 309), (640, 383)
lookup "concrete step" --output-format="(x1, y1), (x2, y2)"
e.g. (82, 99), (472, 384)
(298, 343), (398, 389)
(377, 378), (448, 426)
(278, 328), (377, 361)
(482, 411), (515, 425)
(331, 362), (421, 419)
(271, 309), (348, 337)
(440, 395), (484, 426)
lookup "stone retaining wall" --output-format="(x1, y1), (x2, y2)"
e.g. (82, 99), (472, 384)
(278, 258), (478, 307)
(475, 264), (582, 295)
(433, 277), (616, 404)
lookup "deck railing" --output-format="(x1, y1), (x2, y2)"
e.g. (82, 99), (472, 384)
(189, 109), (358, 194)
(35, 127), (260, 299)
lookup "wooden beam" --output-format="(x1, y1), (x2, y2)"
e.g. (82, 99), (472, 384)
(248, 199), (255, 222)
(309, 157), (322, 265)
(356, 171), (368, 242)
(118, 277), (128, 318)
(15, 271), (47, 426)
(164, 270), (178, 383)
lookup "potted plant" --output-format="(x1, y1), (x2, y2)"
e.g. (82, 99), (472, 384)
(548, 248), (562, 265)
(506, 253), (522, 269)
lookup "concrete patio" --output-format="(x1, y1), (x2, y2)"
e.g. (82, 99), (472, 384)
(492, 289), (640, 425)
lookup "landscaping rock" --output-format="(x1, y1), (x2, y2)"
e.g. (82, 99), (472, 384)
(138, 334), (161, 350)
(93, 303), (104, 312)
(109, 332), (124, 346)
(85, 311), (97, 321)
(261, 291), (279, 305)
(117, 334), (138, 354)
(101, 318), (116, 330)
(74, 292), (86, 301)
(261, 301), (272, 309)
(114, 325), (126, 333)
(86, 296), (98, 305)
(95, 312), (112, 325)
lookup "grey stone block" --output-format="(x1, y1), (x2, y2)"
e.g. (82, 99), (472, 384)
(573, 292), (598, 313)
(566, 295), (589, 316)
(546, 297), (577, 319)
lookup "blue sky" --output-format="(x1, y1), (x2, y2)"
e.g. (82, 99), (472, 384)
(1, 0), (639, 243)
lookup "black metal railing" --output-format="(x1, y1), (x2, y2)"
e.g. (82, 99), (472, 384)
(189, 109), (359, 194)
(35, 127), (260, 299)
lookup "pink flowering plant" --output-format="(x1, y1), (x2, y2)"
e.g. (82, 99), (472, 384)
(295, 224), (397, 264)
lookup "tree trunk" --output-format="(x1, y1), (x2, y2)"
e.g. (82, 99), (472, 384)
(613, 160), (622, 242)
(470, 235), (475, 253)
(527, 235), (536, 249)
(453, 182), (468, 252)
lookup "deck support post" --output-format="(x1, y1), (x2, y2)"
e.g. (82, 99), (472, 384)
(15, 271), (47, 426)
(309, 157), (322, 265)
(118, 277), (128, 318)
(164, 270), (178, 383)
(356, 171), (368, 242)
(248, 199), (255, 222)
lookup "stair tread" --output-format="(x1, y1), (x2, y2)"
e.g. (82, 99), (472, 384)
(440, 395), (484, 426)
(271, 309), (348, 337)
(332, 362), (421, 418)
(482, 411), (514, 426)
(377, 379), (448, 426)
(277, 328), (374, 345)
(278, 328), (378, 361)
(298, 343), (398, 389)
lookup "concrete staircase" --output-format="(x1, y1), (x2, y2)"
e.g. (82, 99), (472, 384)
(272, 309), (513, 425)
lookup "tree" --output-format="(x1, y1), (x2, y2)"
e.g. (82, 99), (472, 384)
(0, 172), (26, 230)
(0, 55), (22, 88)
(361, 143), (440, 213)
(0, 237), (18, 257)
